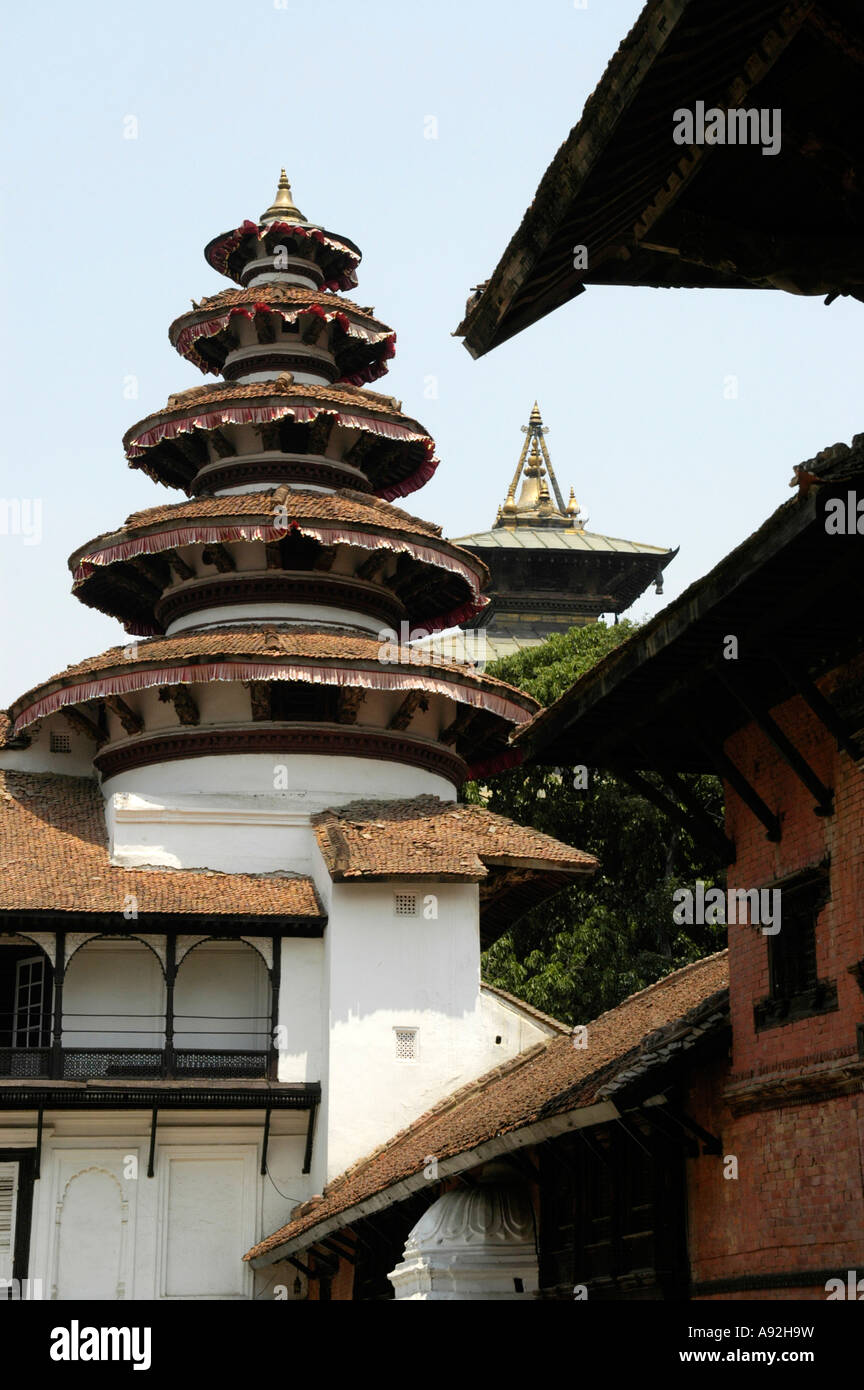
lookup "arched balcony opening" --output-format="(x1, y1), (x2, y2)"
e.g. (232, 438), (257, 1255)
(0, 931), (280, 1081)
(62, 938), (166, 1080)
(172, 940), (271, 1079)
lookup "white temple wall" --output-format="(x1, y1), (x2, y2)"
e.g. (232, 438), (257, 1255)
(7, 1115), (313, 1300)
(59, 939), (269, 1052)
(321, 881), (542, 1179)
(166, 603), (385, 635)
(103, 754), (456, 873)
(0, 717), (96, 777)
(478, 987), (560, 1049)
(276, 937), (324, 1084)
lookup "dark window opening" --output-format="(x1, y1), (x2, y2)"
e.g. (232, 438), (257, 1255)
(538, 1119), (689, 1301)
(0, 948), (53, 1050)
(755, 868), (837, 1030)
(270, 682), (338, 723)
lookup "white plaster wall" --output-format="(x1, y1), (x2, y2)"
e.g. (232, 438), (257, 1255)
(103, 754), (455, 873)
(0, 717), (96, 777)
(321, 881), (544, 1180)
(12, 1115), (311, 1300)
(276, 937), (324, 1083)
(166, 603), (384, 636)
(478, 987), (562, 1048)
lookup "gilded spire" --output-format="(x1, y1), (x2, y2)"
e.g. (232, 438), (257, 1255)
(260, 169), (306, 225)
(496, 403), (579, 528)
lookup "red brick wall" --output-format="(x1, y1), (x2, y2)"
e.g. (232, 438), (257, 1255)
(686, 674), (864, 1297)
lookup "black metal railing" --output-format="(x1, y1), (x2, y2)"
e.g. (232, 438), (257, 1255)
(0, 1045), (271, 1081)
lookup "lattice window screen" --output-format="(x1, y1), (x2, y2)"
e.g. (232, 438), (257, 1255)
(394, 1028), (418, 1061)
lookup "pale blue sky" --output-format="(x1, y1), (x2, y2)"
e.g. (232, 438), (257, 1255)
(1, 0), (860, 704)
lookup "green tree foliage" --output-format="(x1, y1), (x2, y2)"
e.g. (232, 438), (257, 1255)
(469, 621), (726, 1026)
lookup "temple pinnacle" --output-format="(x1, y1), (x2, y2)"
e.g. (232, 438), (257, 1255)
(261, 169), (306, 225)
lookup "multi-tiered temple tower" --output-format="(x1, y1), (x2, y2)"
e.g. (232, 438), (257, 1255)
(0, 176), (594, 1300)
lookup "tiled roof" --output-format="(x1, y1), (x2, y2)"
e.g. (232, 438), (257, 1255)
(312, 795), (597, 880)
(13, 627), (534, 702)
(123, 381), (425, 451)
(453, 526), (670, 555)
(9, 626), (538, 736)
(71, 488), (446, 560)
(0, 771), (323, 918)
(0, 712), (12, 749)
(170, 285), (388, 336)
(245, 949), (729, 1260)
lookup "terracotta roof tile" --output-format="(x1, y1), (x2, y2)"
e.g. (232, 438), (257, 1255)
(72, 489), (445, 559)
(10, 627), (538, 736)
(171, 285), (387, 333)
(123, 381), (426, 452)
(313, 796), (597, 880)
(245, 950), (729, 1260)
(0, 771), (322, 918)
(13, 627), (534, 700)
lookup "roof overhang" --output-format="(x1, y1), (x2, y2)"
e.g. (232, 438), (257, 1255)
(456, 0), (864, 356)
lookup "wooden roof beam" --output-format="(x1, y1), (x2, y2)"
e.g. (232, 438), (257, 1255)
(643, 210), (864, 294)
(714, 670), (834, 816)
(388, 691), (428, 732)
(61, 705), (104, 744)
(201, 543), (236, 573)
(307, 413), (335, 455)
(249, 682), (272, 721)
(337, 688), (365, 725)
(164, 548), (196, 582)
(209, 428), (237, 460)
(104, 696), (144, 737)
(158, 685), (200, 727)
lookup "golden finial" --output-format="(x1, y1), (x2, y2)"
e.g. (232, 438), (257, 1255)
(566, 487), (579, 515)
(529, 400), (542, 425)
(260, 169), (306, 224)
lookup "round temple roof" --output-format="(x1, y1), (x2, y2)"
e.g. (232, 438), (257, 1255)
(204, 174), (362, 291)
(169, 286), (395, 385)
(68, 489), (490, 637)
(123, 380), (439, 500)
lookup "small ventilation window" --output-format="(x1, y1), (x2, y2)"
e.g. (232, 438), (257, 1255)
(394, 1028), (418, 1061)
(394, 893), (417, 917)
(50, 732), (71, 754)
